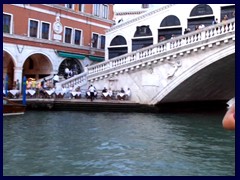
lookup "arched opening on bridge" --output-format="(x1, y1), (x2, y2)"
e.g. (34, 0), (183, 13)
(187, 4), (214, 31)
(58, 58), (84, 77)
(158, 15), (182, 41)
(108, 35), (128, 59)
(220, 5), (235, 21)
(3, 51), (15, 90)
(23, 53), (52, 80)
(132, 25), (153, 51)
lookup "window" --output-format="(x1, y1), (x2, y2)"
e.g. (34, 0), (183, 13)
(110, 35), (127, 46)
(92, 33), (99, 48)
(29, 19), (39, 38)
(78, 4), (84, 12)
(102, 5), (108, 19)
(93, 4), (109, 19)
(41, 22), (50, 40)
(100, 35), (105, 49)
(142, 4), (149, 9)
(93, 4), (100, 16)
(65, 4), (74, 9)
(74, 29), (82, 45)
(64, 27), (72, 43)
(3, 13), (12, 33)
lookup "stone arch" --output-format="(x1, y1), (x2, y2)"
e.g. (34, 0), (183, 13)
(158, 15), (182, 41)
(190, 4), (213, 17)
(188, 4), (214, 31)
(108, 35), (128, 59)
(23, 53), (53, 80)
(110, 35), (127, 46)
(3, 50), (16, 89)
(150, 45), (235, 105)
(132, 25), (153, 51)
(160, 15), (181, 27)
(58, 58), (84, 78)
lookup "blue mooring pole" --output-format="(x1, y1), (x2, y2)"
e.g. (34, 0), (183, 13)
(5, 75), (8, 97)
(22, 76), (26, 105)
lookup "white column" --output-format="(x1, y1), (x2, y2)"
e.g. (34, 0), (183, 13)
(3, 67), (8, 79)
(14, 66), (23, 91)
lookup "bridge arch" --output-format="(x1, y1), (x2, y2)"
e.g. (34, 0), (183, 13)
(150, 45), (235, 105)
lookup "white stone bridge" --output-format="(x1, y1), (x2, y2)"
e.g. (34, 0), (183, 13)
(57, 18), (235, 105)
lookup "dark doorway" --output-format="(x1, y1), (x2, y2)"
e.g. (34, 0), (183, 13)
(158, 15), (182, 41)
(132, 38), (153, 51)
(188, 16), (214, 31)
(187, 4), (214, 31)
(58, 58), (82, 76)
(108, 47), (128, 59)
(221, 5), (235, 21)
(158, 28), (182, 41)
(109, 35), (128, 59)
(132, 25), (153, 51)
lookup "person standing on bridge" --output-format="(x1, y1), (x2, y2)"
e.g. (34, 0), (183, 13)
(53, 74), (59, 87)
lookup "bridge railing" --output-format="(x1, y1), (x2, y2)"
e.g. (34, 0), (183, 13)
(56, 71), (88, 88)
(59, 18), (235, 88)
(88, 18), (235, 77)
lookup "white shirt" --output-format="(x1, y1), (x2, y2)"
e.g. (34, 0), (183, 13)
(89, 86), (95, 93)
(126, 89), (131, 96)
(53, 75), (59, 82)
(65, 68), (69, 74)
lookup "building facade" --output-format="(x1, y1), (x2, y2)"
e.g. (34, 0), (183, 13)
(3, 4), (114, 89)
(106, 4), (235, 60)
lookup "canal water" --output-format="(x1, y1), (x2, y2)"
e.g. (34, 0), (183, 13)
(3, 110), (235, 176)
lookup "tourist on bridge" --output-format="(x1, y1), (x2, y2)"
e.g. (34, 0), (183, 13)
(64, 67), (70, 79)
(212, 18), (218, 25)
(53, 74), (59, 87)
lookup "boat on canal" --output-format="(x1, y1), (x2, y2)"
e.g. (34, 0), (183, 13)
(3, 97), (26, 116)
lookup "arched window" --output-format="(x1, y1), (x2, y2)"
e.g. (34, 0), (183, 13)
(110, 35), (127, 46)
(134, 25), (152, 37)
(109, 35), (128, 59)
(160, 15), (180, 27)
(190, 4), (213, 17)
(158, 15), (182, 41)
(188, 4), (214, 32)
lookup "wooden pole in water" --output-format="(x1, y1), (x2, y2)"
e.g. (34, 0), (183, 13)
(5, 75), (8, 97)
(22, 76), (26, 105)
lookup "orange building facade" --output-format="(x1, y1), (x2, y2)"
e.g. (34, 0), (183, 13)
(3, 4), (114, 89)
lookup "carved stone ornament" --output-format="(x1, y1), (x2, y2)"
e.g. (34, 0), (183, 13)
(53, 15), (63, 34)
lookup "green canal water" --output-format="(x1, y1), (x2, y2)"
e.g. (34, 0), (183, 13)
(3, 110), (235, 176)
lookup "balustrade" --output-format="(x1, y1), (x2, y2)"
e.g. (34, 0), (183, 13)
(60, 18), (235, 88)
